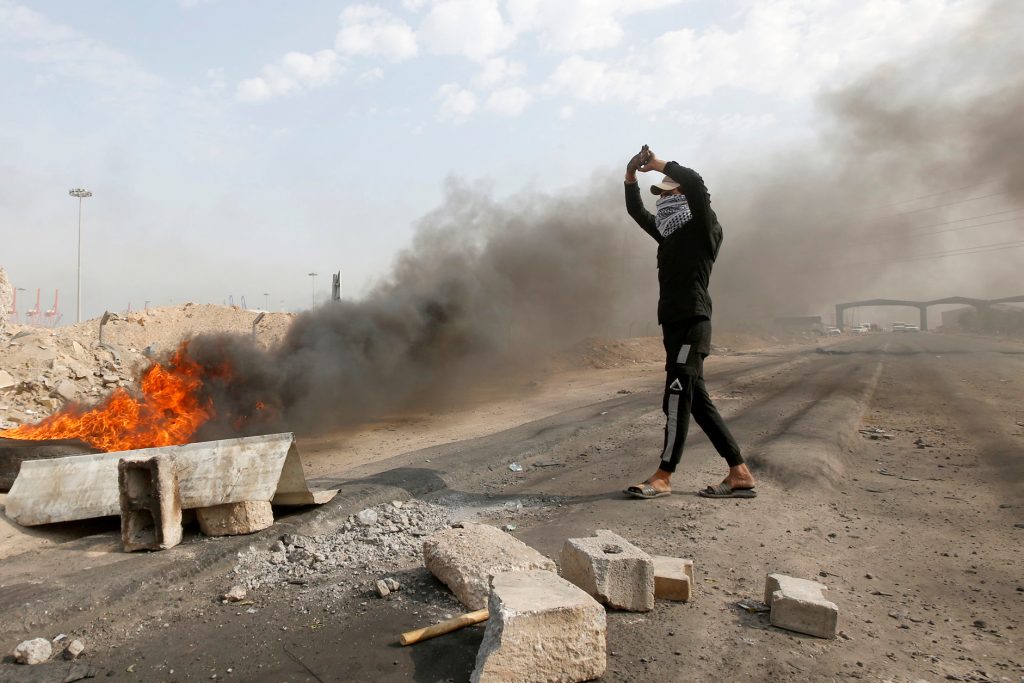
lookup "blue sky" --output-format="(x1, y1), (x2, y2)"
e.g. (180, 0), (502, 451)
(0, 0), (980, 320)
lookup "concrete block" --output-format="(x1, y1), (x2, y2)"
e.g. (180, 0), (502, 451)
(560, 530), (654, 612)
(764, 573), (838, 639)
(423, 523), (557, 610)
(197, 500), (274, 536)
(118, 455), (182, 552)
(471, 570), (606, 683)
(653, 555), (694, 602)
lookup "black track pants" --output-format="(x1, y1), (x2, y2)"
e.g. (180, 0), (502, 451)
(658, 319), (744, 473)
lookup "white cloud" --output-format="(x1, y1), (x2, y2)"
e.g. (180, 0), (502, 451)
(474, 57), (526, 88)
(357, 66), (385, 83)
(436, 82), (477, 123)
(506, 0), (681, 53)
(401, 0), (429, 11)
(236, 49), (341, 102)
(418, 0), (514, 61)
(545, 0), (979, 111)
(335, 5), (417, 62)
(559, 104), (574, 120)
(485, 86), (532, 116)
(0, 1), (162, 90)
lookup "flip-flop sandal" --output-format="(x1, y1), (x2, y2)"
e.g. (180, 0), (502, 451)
(698, 483), (757, 499)
(624, 483), (672, 499)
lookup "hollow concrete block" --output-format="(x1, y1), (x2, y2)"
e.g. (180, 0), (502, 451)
(423, 523), (557, 610)
(764, 573), (838, 639)
(118, 455), (182, 552)
(560, 530), (654, 612)
(652, 555), (694, 602)
(197, 500), (273, 537)
(471, 570), (606, 683)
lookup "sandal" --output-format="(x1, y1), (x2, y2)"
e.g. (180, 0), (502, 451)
(624, 483), (672, 499)
(698, 483), (757, 499)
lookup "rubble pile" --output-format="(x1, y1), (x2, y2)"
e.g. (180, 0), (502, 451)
(232, 500), (451, 591)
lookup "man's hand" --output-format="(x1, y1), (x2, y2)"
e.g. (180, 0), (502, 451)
(638, 148), (665, 173)
(625, 144), (651, 183)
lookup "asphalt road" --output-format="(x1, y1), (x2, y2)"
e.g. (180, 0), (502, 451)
(1, 332), (1021, 682)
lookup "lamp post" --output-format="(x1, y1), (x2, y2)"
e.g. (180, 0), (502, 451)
(308, 272), (318, 309)
(264, 292), (270, 311)
(69, 188), (92, 323)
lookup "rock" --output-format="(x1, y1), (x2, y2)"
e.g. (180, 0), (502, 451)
(560, 530), (655, 612)
(356, 509), (379, 526)
(223, 586), (247, 602)
(197, 500), (274, 537)
(0, 369), (16, 391)
(101, 373), (119, 385)
(375, 579), (391, 597)
(65, 639), (85, 659)
(384, 578), (400, 592)
(764, 573), (839, 639)
(653, 555), (694, 602)
(423, 523), (557, 610)
(52, 379), (78, 402)
(471, 570), (606, 683)
(14, 637), (52, 665)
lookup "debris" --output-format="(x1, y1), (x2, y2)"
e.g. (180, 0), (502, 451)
(471, 570), (606, 683)
(222, 586), (247, 602)
(13, 638), (52, 665)
(384, 578), (400, 592)
(356, 508), (379, 526)
(197, 500), (273, 537)
(507, 462), (523, 472)
(400, 608), (490, 646)
(65, 639), (85, 659)
(375, 579), (391, 597)
(653, 555), (694, 602)
(561, 530), (655, 612)
(764, 573), (839, 639)
(859, 426), (894, 440)
(736, 598), (771, 614)
(423, 523), (557, 610)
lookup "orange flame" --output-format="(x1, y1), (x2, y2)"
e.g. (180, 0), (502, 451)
(0, 345), (215, 452)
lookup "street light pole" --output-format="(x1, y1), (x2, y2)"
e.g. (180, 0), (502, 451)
(264, 292), (270, 311)
(69, 188), (92, 323)
(308, 272), (318, 309)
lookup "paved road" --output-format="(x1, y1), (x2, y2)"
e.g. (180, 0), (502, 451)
(2, 332), (1021, 682)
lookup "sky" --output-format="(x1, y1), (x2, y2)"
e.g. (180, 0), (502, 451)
(0, 0), (1005, 322)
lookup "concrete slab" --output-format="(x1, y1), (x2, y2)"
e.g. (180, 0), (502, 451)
(471, 570), (606, 683)
(560, 530), (654, 612)
(5, 433), (336, 526)
(765, 573), (839, 639)
(423, 523), (557, 610)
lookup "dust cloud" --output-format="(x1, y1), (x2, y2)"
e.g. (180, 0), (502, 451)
(185, 0), (1022, 437)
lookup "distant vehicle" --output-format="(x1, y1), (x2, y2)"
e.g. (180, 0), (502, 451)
(851, 324), (869, 335)
(825, 326), (842, 336)
(892, 322), (907, 332)
(903, 324), (920, 332)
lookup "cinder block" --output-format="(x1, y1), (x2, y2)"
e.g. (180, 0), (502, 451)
(471, 570), (606, 683)
(118, 455), (182, 552)
(560, 530), (654, 612)
(423, 523), (557, 610)
(653, 556), (694, 602)
(197, 500), (274, 537)
(764, 573), (838, 639)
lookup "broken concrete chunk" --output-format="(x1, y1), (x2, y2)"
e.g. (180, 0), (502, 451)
(222, 586), (247, 602)
(375, 579), (391, 597)
(65, 639), (85, 659)
(0, 369), (18, 391)
(384, 577), (401, 592)
(118, 455), (183, 552)
(14, 637), (52, 665)
(423, 523), (557, 610)
(471, 570), (606, 683)
(764, 573), (839, 639)
(653, 556), (694, 602)
(53, 379), (79, 402)
(560, 530), (654, 612)
(356, 508), (379, 526)
(197, 500), (274, 537)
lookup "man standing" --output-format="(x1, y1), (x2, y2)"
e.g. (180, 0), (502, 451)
(623, 146), (757, 499)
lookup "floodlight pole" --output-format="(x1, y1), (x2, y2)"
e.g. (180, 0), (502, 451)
(308, 272), (318, 308)
(69, 188), (93, 323)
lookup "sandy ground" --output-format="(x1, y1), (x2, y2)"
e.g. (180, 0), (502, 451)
(1, 331), (1020, 682)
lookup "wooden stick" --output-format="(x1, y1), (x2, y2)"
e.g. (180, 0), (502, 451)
(399, 609), (489, 646)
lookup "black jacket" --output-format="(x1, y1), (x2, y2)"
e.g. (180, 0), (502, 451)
(625, 162), (722, 326)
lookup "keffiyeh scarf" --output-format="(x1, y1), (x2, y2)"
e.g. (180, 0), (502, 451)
(655, 194), (692, 239)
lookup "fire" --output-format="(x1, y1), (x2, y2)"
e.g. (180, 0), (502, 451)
(0, 344), (215, 452)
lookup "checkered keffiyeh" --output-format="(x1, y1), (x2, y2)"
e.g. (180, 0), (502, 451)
(655, 194), (693, 239)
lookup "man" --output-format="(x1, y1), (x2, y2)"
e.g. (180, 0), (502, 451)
(622, 145), (757, 499)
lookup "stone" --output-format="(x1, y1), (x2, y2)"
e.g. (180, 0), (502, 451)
(197, 500), (274, 536)
(560, 530), (655, 612)
(356, 508), (379, 526)
(384, 578), (400, 592)
(653, 556), (694, 602)
(54, 379), (79, 402)
(423, 523), (557, 610)
(375, 579), (391, 597)
(118, 455), (183, 551)
(14, 637), (52, 665)
(65, 639), (85, 659)
(764, 573), (839, 639)
(0, 369), (16, 391)
(471, 570), (606, 683)
(223, 586), (247, 602)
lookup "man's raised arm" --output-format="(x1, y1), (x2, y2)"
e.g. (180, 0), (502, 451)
(625, 147), (661, 243)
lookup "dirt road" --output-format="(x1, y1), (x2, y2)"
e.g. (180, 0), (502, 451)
(1, 332), (1021, 682)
